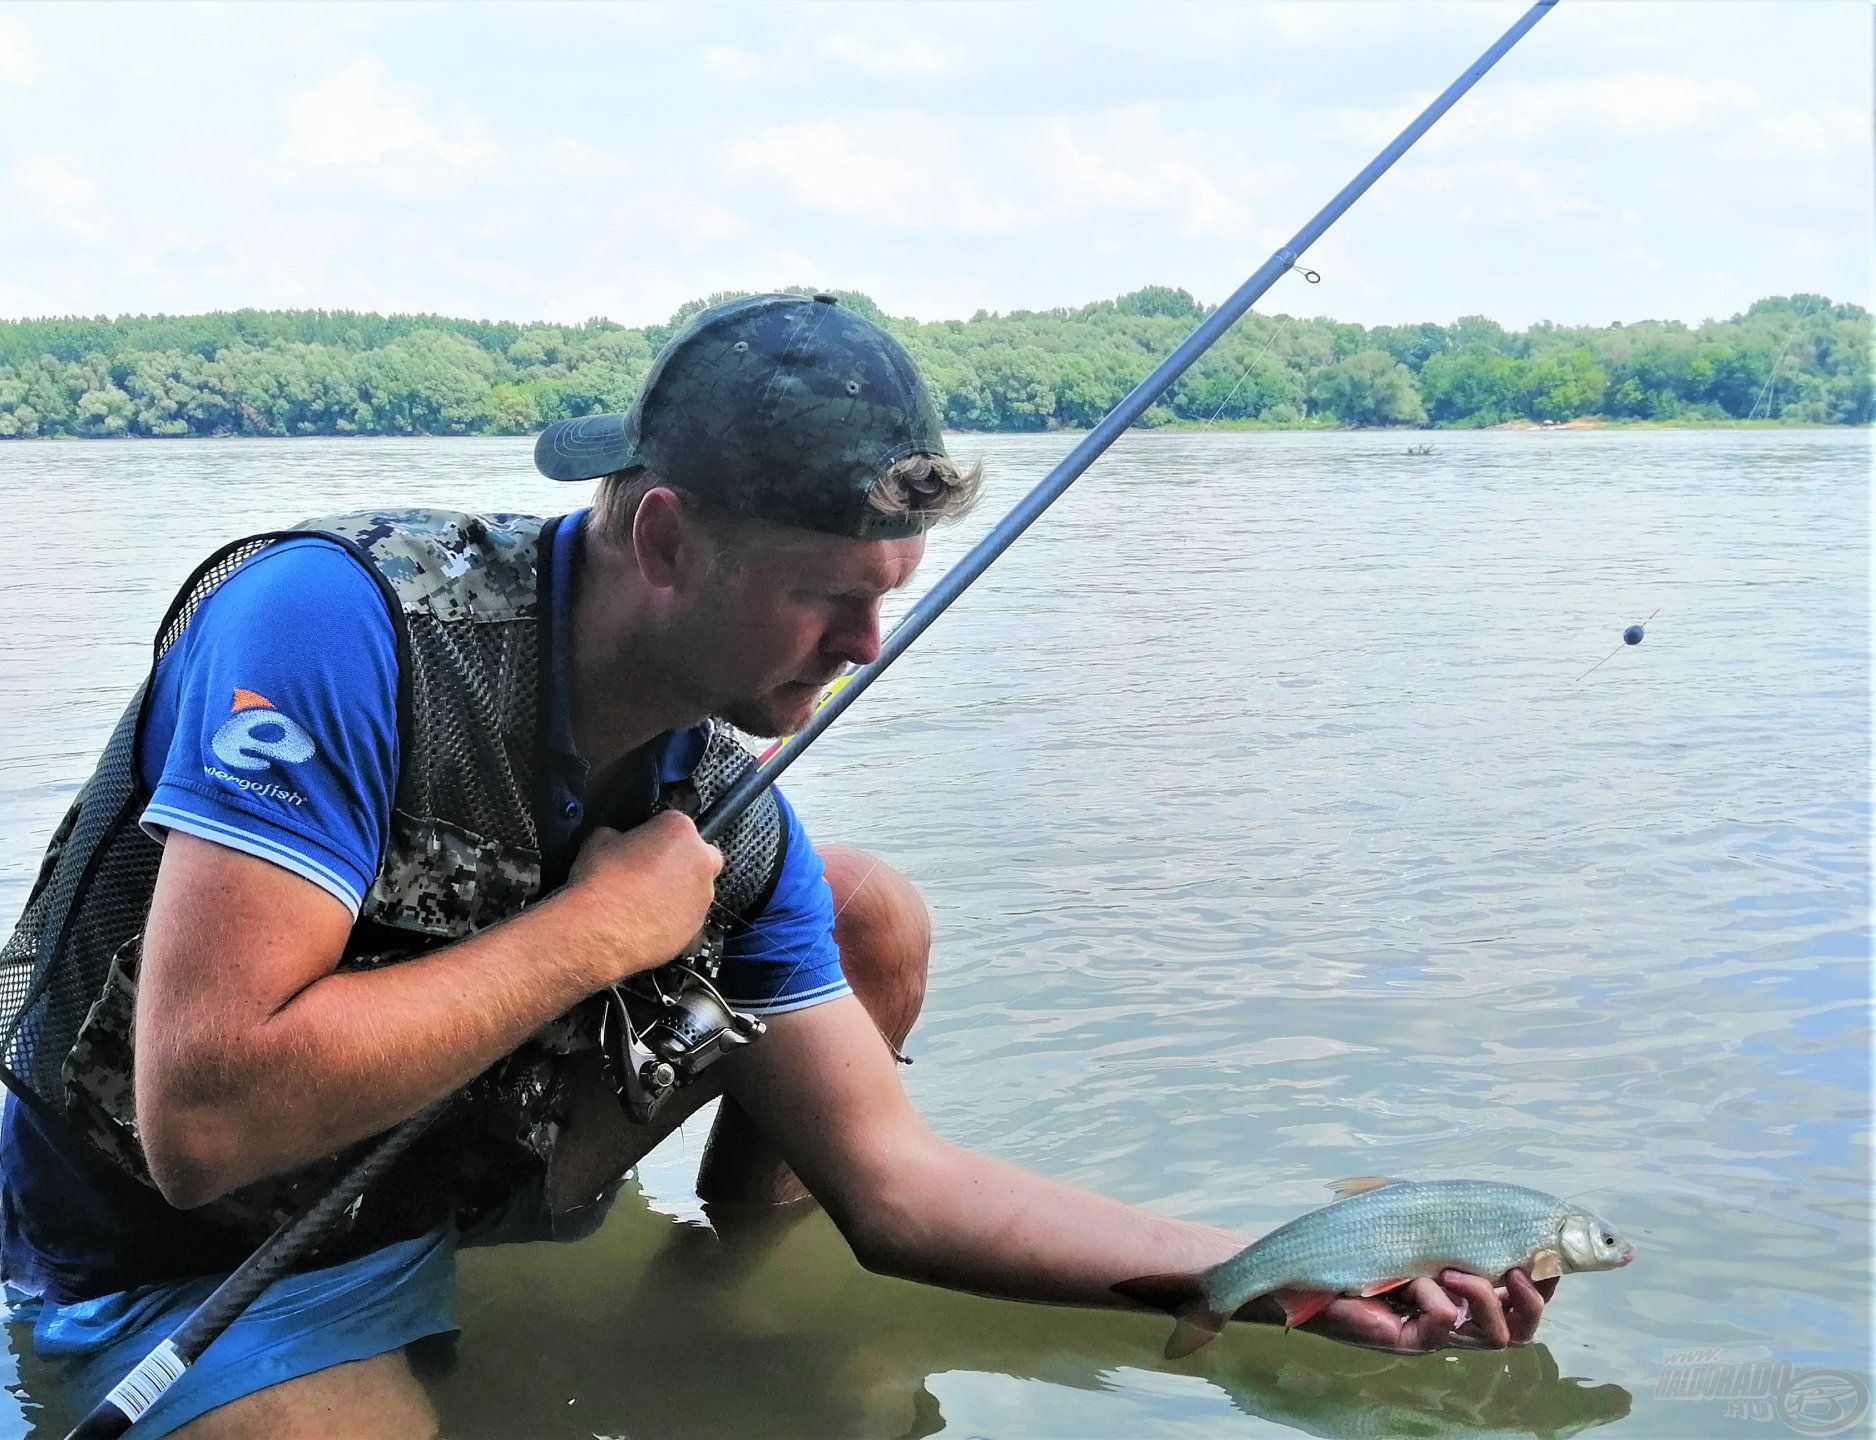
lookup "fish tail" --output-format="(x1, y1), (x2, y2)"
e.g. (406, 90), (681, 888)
(1111, 1271), (1230, 1360)
(1166, 1302), (1231, 1359)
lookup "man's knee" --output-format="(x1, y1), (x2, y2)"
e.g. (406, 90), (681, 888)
(169, 1352), (438, 1440)
(818, 844), (930, 1044)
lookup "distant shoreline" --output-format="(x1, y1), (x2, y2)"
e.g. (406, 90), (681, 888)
(4, 292), (1868, 439)
(2, 416), (1864, 445)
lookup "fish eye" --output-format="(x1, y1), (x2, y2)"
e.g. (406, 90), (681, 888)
(1601, 1234), (1616, 1245)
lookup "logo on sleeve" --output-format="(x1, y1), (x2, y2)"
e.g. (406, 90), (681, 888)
(205, 689), (314, 805)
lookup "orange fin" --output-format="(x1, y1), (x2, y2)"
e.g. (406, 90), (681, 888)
(1356, 1277), (1412, 1298)
(1326, 1176), (1405, 1199)
(1271, 1288), (1338, 1329)
(230, 687), (274, 712)
(1529, 1248), (1562, 1282)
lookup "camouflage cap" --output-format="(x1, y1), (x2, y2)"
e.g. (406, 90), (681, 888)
(534, 293), (948, 540)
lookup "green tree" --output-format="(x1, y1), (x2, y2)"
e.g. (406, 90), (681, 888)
(479, 383), (542, 434)
(1420, 347), (1523, 425)
(1307, 350), (1427, 426)
(972, 345), (1058, 429)
(1520, 348), (1606, 421)
(1113, 285), (1205, 320)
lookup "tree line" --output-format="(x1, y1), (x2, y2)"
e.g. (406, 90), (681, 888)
(0, 288), (1866, 440)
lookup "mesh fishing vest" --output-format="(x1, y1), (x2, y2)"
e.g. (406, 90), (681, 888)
(0, 509), (785, 1255)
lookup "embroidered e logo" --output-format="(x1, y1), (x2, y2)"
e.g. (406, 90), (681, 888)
(210, 688), (316, 772)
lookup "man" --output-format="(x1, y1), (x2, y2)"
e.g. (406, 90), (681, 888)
(0, 294), (1552, 1437)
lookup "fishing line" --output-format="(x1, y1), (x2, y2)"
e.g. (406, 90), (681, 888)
(1202, 264), (1321, 426)
(1746, 296), (1820, 422)
(725, 848), (913, 1063)
(1573, 608), (1657, 683)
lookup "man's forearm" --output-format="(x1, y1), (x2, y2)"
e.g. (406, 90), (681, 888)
(138, 818), (719, 1207)
(717, 997), (1275, 1326)
(231, 897), (609, 1169)
(848, 1138), (1266, 1318)
(142, 889), (630, 1204)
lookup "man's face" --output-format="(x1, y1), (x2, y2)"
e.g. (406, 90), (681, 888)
(674, 518), (925, 738)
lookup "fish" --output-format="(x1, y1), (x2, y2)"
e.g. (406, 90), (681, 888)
(1117, 1177), (1635, 1359)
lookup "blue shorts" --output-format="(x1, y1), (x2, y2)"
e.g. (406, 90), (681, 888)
(9, 1230), (458, 1438)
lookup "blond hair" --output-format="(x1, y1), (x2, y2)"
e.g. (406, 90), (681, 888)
(868, 452), (983, 527)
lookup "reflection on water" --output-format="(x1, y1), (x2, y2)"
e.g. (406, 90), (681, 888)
(428, 1177), (1631, 1440)
(0, 429), (1868, 1438)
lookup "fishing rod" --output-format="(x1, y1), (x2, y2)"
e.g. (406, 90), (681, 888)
(64, 4), (1555, 1434)
(704, 0), (1559, 838)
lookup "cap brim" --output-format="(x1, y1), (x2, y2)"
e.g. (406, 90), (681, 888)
(534, 414), (640, 481)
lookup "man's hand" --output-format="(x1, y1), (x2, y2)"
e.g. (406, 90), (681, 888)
(1280, 1268), (1558, 1352)
(563, 810), (722, 985)
(137, 811), (720, 1207)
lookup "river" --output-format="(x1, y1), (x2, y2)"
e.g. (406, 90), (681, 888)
(0, 428), (1868, 1439)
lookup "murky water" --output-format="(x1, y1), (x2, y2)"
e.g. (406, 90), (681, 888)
(0, 428), (1868, 1439)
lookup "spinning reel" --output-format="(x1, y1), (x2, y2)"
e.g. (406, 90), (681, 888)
(595, 929), (766, 1125)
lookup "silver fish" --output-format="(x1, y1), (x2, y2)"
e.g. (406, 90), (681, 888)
(1124, 1176), (1635, 1358)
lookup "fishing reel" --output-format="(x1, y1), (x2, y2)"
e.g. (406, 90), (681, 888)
(595, 930), (766, 1125)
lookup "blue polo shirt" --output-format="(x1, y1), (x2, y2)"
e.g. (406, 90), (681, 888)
(1, 510), (847, 1301)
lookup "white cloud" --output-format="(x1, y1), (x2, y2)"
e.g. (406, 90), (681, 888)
(1024, 108), (1287, 240)
(721, 103), (1294, 251)
(1557, 72), (1761, 132)
(0, 14), (38, 87)
(544, 137), (631, 179)
(1266, 2), (1339, 45)
(1730, 102), (1867, 158)
(1252, 0), (1487, 49)
(1034, 114), (1157, 208)
(652, 191), (750, 247)
(700, 46), (759, 82)
(821, 34), (946, 77)
(1342, 72), (1766, 147)
(9, 154), (107, 244)
(1474, 72), (1765, 140)
(275, 57), (500, 181)
(725, 116), (1022, 234)
(1408, 160), (1602, 223)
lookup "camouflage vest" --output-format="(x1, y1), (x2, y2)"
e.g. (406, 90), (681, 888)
(0, 509), (785, 1257)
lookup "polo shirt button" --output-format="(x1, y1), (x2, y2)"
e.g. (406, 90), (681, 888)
(563, 800), (582, 822)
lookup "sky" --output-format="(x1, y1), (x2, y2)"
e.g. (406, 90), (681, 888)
(0, 0), (1869, 332)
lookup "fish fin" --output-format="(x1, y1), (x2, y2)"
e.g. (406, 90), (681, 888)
(1356, 1277), (1412, 1298)
(1529, 1248), (1562, 1282)
(1111, 1270), (1206, 1315)
(1326, 1176), (1406, 1199)
(1271, 1288), (1338, 1329)
(1165, 1303), (1231, 1360)
(1111, 1272), (1230, 1359)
